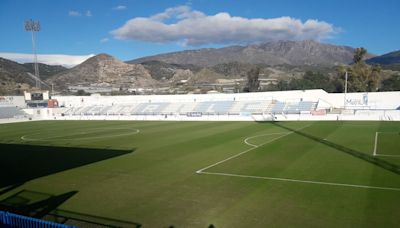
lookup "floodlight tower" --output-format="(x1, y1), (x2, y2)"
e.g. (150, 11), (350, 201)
(25, 19), (41, 89)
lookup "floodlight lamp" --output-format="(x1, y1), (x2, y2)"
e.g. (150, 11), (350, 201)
(24, 19), (40, 31)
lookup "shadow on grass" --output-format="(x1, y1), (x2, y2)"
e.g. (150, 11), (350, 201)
(0, 189), (142, 227)
(47, 209), (142, 227)
(0, 189), (77, 218)
(0, 183), (24, 196)
(0, 143), (141, 227)
(0, 143), (134, 188)
(270, 122), (400, 175)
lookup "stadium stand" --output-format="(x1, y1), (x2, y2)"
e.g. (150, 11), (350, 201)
(56, 99), (318, 116)
(176, 102), (198, 113)
(134, 102), (169, 114)
(229, 100), (273, 114)
(193, 101), (234, 114)
(162, 102), (185, 114)
(271, 102), (286, 114)
(1, 89), (399, 122)
(0, 107), (25, 119)
(0, 96), (27, 120)
(284, 101), (317, 114)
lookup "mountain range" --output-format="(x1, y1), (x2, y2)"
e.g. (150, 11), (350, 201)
(1, 40), (399, 95)
(130, 40), (372, 67)
(0, 57), (67, 94)
(47, 53), (157, 89)
(366, 50), (400, 65)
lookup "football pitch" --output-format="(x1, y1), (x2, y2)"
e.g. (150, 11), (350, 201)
(0, 120), (400, 227)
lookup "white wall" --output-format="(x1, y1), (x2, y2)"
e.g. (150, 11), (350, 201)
(54, 90), (327, 107)
(0, 96), (26, 107)
(45, 110), (400, 121)
(6, 89), (399, 122)
(53, 89), (400, 110)
(325, 91), (400, 109)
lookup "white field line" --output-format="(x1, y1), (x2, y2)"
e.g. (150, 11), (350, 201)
(196, 132), (290, 173)
(197, 125), (400, 192)
(244, 132), (287, 147)
(21, 128), (140, 141)
(373, 132), (379, 156)
(196, 124), (311, 173)
(373, 131), (400, 157)
(200, 171), (400, 192)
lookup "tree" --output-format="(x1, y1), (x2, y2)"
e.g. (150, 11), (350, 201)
(336, 47), (381, 92)
(349, 61), (369, 91)
(243, 67), (260, 92)
(265, 71), (341, 92)
(284, 71), (337, 92)
(381, 74), (400, 91)
(368, 65), (381, 91)
(353, 47), (367, 64)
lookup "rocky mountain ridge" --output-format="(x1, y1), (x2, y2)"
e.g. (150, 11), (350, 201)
(48, 54), (157, 89)
(0, 57), (67, 94)
(130, 40), (373, 67)
(367, 50), (400, 65)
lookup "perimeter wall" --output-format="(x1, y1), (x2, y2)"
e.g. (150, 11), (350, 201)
(35, 89), (400, 121)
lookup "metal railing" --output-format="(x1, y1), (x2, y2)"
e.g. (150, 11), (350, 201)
(0, 211), (76, 228)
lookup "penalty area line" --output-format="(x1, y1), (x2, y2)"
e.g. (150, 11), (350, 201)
(198, 171), (400, 192)
(196, 132), (291, 173)
(196, 124), (311, 174)
(373, 131), (400, 157)
(196, 125), (400, 192)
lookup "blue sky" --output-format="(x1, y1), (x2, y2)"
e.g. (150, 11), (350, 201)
(0, 0), (399, 66)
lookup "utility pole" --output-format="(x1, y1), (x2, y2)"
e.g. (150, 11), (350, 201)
(25, 19), (41, 90)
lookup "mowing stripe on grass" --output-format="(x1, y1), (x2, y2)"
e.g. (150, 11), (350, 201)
(376, 154), (400, 157)
(197, 124), (400, 192)
(196, 133), (290, 173)
(196, 124), (311, 173)
(21, 128), (140, 141)
(200, 171), (400, 192)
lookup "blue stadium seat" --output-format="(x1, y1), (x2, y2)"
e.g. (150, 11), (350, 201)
(193, 101), (234, 114)
(271, 102), (285, 114)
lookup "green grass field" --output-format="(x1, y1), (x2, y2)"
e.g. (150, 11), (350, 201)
(0, 120), (400, 227)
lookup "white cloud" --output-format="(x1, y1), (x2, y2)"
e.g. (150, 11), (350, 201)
(69, 10), (92, 17)
(100, 38), (109, 43)
(113, 5), (127, 10)
(0, 52), (95, 68)
(111, 5), (337, 46)
(68, 10), (81, 17)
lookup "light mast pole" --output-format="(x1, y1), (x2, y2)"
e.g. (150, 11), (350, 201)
(25, 19), (41, 89)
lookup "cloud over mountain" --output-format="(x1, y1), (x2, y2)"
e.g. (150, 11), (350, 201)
(0, 53), (95, 68)
(112, 5), (337, 46)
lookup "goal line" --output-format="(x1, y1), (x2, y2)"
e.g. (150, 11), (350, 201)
(373, 132), (400, 157)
